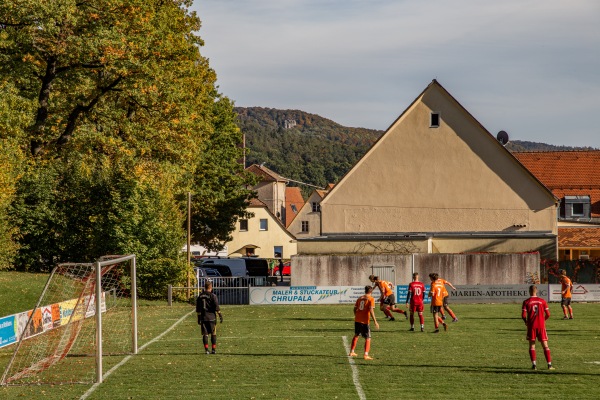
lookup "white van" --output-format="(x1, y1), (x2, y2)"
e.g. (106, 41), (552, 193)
(200, 258), (247, 277)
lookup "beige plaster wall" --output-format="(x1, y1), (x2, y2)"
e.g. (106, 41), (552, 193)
(321, 84), (557, 235)
(253, 181), (287, 221)
(227, 207), (297, 258)
(287, 191), (323, 238)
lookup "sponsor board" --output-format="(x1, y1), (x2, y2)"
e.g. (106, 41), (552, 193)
(446, 285), (542, 303)
(0, 293), (109, 349)
(0, 315), (17, 347)
(250, 286), (367, 305)
(549, 284), (600, 302)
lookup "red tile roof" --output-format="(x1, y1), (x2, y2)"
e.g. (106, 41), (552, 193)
(513, 151), (600, 189)
(245, 164), (288, 182)
(513, 151), (600, 217)
(559, 227), (600, 248)
(248, 198), (268, 207)
(285, 187), (305, 227)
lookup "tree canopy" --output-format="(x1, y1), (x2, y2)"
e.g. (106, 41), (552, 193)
(0, 0), (255, 296)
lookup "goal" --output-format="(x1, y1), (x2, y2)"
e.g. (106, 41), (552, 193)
(1, 254), (137, 385)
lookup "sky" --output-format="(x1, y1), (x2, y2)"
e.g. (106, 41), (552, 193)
(191, 0), (600, 148)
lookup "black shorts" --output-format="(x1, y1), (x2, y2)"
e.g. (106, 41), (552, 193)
(561, 297), (572, 307)
(200, 320), (217, 336)
(443, 296), (450, 307)
(430, 305), (442, 314)
(382, 294), (396, 306)
(354, 322), (371, 339)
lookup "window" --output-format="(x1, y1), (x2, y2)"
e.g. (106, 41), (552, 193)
(572, 203), (584, 216)
(563, 196), (590, 219)
(259, 219), (268, 231)
(301, 221), (309, 232)
(430, 112), (440, 128)
(291, 204), (298, 213)
(240, 219), (248, 231)
(274, 246), (283, 258)
(311, 202), (320, 212)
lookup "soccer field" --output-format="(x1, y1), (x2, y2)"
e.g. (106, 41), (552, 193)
(1, 302), (599, 399)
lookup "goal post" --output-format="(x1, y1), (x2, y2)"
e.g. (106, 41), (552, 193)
(1, 254), (137, 386)
(95, 254), (138, 384)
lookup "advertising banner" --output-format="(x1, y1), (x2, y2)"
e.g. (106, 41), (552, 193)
(0, 292), (111, 349)
(250, 286), (367, 305)
(0, 315), (17, 347)
(548, 284), (600, 302)
(446, 285), (541, 304)
(396, 285), (432, 305)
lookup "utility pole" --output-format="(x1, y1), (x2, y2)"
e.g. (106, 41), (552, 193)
(187, 192), (191, 299)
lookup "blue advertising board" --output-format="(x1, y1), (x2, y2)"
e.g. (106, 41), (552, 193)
(0, 315), (17, 348)
(396, 285), (431, 304)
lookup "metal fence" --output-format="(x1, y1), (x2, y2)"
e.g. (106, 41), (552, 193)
(168, 276), (278, 305)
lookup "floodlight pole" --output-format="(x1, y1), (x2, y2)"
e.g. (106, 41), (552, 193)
(95, 260), (103, 384)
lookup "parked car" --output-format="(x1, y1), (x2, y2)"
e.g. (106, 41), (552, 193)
(273, 262), (291, 276)
(201, 258), (247, 277)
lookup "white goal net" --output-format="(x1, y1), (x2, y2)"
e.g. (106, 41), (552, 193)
(1, 254), (137, 385)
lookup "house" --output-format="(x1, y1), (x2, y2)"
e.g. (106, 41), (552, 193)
(513, 151), (600, 261)
(287, 187), (330, 238)
(298, 80), (559, 260)
(245, 164), (288, 223)
(226, 198), (297, 259)
(284, 186), (305, 227)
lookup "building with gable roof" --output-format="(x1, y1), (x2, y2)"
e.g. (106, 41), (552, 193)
(245, 164), (289, 223)
(287, 187), (331, 238)
(298, 80), (558, 260)
(227, 198), (296, 259)
(513, 150), (600, 261)
(284, 186), (305, 227)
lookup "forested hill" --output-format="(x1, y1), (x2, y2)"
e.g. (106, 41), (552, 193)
(235, 107), (383, 191)
(235, 107), (594, 193)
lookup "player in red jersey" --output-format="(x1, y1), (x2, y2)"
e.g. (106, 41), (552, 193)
(406, 272), (426, 332)
(428, 273), (448, 333)
(521, 285), (554, 370)
(349, 286), (379, 360)
(369, 275), (408, 321)
(559, 269), (574, 319)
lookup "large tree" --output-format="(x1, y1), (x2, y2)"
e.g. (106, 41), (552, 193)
(0, 1), (254, 287)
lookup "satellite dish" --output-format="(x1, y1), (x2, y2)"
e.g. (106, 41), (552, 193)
(497, 130), (509, 145)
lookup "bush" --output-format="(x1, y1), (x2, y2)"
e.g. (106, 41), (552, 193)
(137, 258), (190, 300)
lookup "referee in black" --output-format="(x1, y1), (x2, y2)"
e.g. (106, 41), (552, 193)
(196, 280), (223, 354)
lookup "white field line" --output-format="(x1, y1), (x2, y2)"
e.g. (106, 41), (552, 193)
(80, 310), (194, 400)
(342, 336), (366, 400)
(159, 335), (334, 341)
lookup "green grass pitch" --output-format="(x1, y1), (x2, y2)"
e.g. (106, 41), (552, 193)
(1, 302), (599, 399)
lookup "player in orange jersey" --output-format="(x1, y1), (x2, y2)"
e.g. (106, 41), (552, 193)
(436, 276), (459, 322)
(428, 273), (448, 333)
(369, 275), (408, 321)
(349, 286), (379, 360)
(522, 285), (554, 370)
(559, 269), (573, 319)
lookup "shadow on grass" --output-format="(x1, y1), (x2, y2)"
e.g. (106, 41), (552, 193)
(357, 362), (600, 377)
(285, 317), (348, 321)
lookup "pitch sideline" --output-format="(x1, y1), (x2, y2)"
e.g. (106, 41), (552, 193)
(80, 310), (195, 400)
(342, 335), (367, 400)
